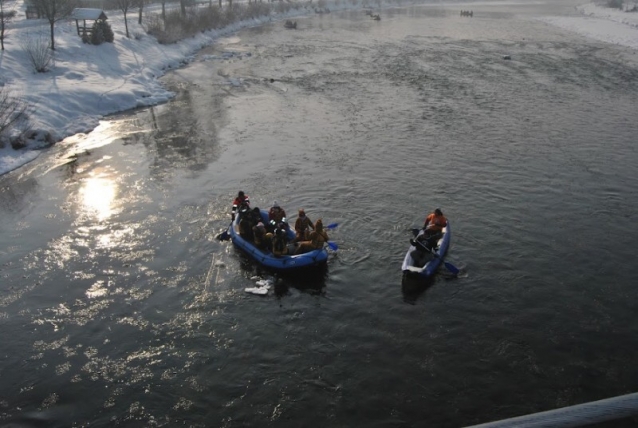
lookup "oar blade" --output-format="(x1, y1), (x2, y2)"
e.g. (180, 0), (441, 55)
(327, 241), (338, 251)
(216, 222), (233, 241)
(325, 222), (339, 230)
(443, 260), (460, 275)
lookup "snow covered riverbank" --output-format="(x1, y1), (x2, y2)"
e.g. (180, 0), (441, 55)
(1, 0), (637, 175)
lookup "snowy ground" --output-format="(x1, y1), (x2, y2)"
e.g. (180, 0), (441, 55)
(1, 0), (637, 175)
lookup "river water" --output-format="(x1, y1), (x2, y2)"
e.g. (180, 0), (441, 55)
(2, 1), (638, 427)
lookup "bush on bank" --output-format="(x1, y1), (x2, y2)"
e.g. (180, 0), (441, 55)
(144, 2), (304, 44)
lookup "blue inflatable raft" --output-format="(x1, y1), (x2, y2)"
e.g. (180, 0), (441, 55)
(229, 209), (329, 272)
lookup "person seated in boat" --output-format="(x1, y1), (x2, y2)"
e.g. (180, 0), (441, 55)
(249, 206), (263, 225)
(253, 222), (272, 251)
(268, 201), (287, 231)
(411, 234), (435, 253)
(271, 226), (289, 257)
(232, 191), (250, 220)
(410, 240), (432, 267)
(295, 219), (329, 255)
(422, 208), (447, 239)
(239, 211), (254, 241)
(294, 208), (314, 242)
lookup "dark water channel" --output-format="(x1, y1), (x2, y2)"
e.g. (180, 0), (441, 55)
(2, 1), (638, 426)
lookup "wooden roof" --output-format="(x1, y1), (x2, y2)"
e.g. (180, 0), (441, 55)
(70, 8), (107, 21)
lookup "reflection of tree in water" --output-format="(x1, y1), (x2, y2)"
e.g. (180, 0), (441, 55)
(123, 83), (227, 179)
(0, 175), (39, 216)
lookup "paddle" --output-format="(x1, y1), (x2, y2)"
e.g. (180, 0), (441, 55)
(410, 229), (459, 275)
(216, 222), (232, 241)
(324, 222), (338, 249)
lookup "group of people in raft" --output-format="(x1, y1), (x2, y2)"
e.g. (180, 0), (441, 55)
(231, 191), (449, 258)
(231, 191), (331, 256)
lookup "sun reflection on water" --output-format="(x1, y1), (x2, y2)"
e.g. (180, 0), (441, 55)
(80, 174), (117, 222)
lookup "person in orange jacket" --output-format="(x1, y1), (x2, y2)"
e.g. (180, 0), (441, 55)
(295, 219), (329, 254)
(411, 208), (447, 252)
(423, 208), (447, 232)
(422, 208), (447, 238)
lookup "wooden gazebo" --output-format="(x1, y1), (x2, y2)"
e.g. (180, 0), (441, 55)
(70, 8), (108, 37)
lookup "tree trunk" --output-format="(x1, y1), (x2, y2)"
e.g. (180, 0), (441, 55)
(124, 11), (129, 38)
(138, 3), (143, 25)
(50, 20), (55, 50)
(161, 2), (166, 22)
(180, 0), (186, 16)
(0, 2), (4, 51)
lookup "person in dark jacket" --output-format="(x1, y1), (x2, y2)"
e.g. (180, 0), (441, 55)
(272, 226), (288, 257)
(268, 201), (287, 231)
(294, 208), (314, 242)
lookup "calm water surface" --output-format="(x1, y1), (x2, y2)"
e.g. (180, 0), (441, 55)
(2, 1), (638, 426)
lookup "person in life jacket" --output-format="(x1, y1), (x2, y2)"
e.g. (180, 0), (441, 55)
(268, 201), (287, 231)
(231, 191), (250, 220)
(294, 208), (314, 242)
(422, 208), (447, 239)
(295, 218), (329, 254)
(271, 226), (288, 257)
(252, 222), (272, 251)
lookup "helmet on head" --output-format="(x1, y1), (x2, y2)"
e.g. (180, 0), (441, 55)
(434, 208), (442, 215)
(299, 209), (305, 216)
(273, 201), (280, 208)
(238, 191), (245, 197)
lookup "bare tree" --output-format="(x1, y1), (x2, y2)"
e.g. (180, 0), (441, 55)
(0, 0), (17, 50)
(0, 86), (28, 137)
(115, 0), (133, 38)
(160, 0), (167, 23)
(30, 0), (77, 50)
(136, 0), (145, 25)
(180, 0), (187, 16)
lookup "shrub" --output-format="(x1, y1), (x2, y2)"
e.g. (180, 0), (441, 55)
(607, 0), (623, 9)
(143, 2), (276, 44)
(20, 33), (53, 73)
(90, 20), (114, 45)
